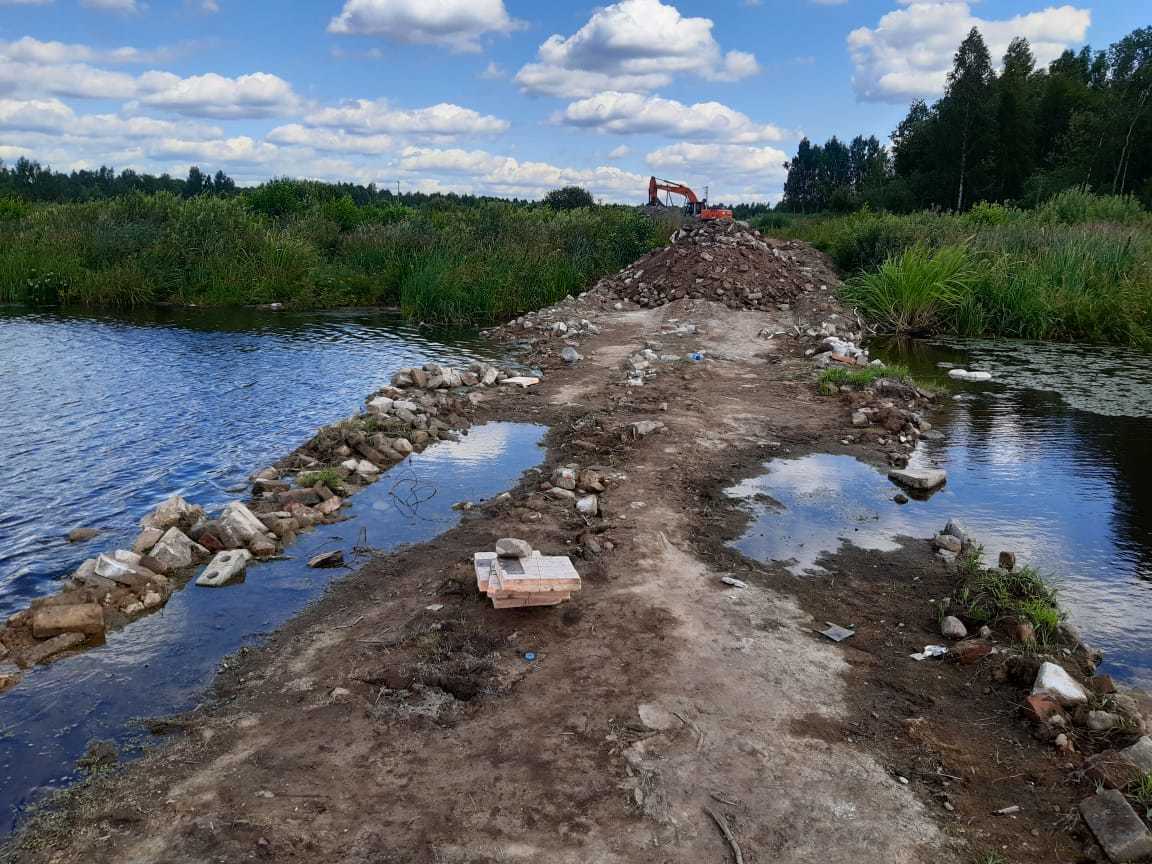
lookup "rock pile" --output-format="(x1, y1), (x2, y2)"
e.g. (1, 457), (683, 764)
(595, 219), (839, 312)
(540, 464), (613, 519)
(0, 358), (527, 685)
(474, 540), (582, 609)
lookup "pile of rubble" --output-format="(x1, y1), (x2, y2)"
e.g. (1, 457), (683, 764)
(474, 539), (582, 609)
(595, 220), (840, 312)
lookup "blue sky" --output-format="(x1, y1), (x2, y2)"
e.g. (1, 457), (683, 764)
(0, 0), (1145, 203)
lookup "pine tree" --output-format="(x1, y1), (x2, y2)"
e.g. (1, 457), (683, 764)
(995, 38), (1036, 201)
(940, 28), (997, 210)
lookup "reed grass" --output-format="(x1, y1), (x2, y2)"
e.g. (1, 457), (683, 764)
(757, 193), (1152, 349)
(0, 192), (671, 324)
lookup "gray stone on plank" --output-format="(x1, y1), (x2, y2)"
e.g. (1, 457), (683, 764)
(495, 538), (533, 559)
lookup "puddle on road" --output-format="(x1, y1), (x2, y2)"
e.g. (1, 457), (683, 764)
(728, 454), (908, 577)
(729, 448), (1152, 691)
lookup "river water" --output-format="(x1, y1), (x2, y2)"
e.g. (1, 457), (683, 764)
(730, 337), (1152, 689)
(0, 306), (545, 834)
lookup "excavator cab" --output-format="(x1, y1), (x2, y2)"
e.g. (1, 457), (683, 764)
(648, 176), (733, 222)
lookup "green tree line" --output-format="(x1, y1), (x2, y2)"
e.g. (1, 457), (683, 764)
(781, 25), (1152, 213)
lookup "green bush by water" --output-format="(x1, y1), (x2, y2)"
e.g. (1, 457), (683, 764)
(0, 192), (670, 324)
(757, 193), (1152, 349)
(817, 364), (913, 393)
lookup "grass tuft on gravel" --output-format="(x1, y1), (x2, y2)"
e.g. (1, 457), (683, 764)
(818, 364), (913, 394)
(956, 554), (1064, 645)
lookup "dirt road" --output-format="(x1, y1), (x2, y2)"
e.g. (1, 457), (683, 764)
(4, 279), (1095, 862)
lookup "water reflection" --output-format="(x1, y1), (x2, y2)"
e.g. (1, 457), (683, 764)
(731, 337), (1152, 690)
(0, 421), (546, 835)
(0, 306), (499, 618)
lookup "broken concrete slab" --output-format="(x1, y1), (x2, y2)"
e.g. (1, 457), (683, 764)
(141, 494), (203, 532)
(217, 502), (267, 547)
(31, 604), (105, 639)
(94, 554), (155, 590)
(148, 527), (209, 572)
(308, 551), (345, 569)
(196, 550), (253, 588)
(1079, 790), (1152, 863)
(132, 527), (164, 555)
(22, 632), (86, 667)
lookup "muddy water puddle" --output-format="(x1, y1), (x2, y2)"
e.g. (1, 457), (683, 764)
(730, 337), (1152, 690)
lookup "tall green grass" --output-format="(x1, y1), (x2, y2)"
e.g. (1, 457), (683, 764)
(0, 192), (671, 324)
(759, 192), (1152, 349)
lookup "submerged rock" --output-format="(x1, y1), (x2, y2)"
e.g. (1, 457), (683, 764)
(888, 468), (947, 491)
(31, 604), (105, 639)
(197, 550), (252, 588)
(66, 527), (100, 544)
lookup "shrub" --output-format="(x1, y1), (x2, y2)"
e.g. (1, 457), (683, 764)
(841, 244), (975, 335)
(818, 364), (913, 393)
(544, 186), (595, 211)
(0, 197), (30, 222)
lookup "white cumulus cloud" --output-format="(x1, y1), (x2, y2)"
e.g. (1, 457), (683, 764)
(328, 0), (521, 53)
(557, 91), (790, 143)
(137, 71), (300, 119)
(516, 0), (759, 98)
(266, 124), (395, 155)
(306, 99), (508, 138)
(397, 146), (648, 200)
(849, 1), (1091, 102)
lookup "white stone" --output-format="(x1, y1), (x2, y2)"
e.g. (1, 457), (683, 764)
(197, 550), (253, 587)
(218, 502), (267, 546)
(576, 495), (600, 517)
(940, 616), (968, 640)
(496, 538), (533, 559)
(367, 396), (394, 413)
(1033, 661), (1089, 706)
(149, 527), (208, 572)
(356, 459), (380, 475)
(141, 494), (201, 531)
(948, 369), (994, 382)
(502, 376), (540, 388)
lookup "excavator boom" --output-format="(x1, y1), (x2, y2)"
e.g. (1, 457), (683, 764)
(647, 176), (732, 222)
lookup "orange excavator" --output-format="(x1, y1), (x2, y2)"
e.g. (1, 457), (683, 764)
(647, 176), (733, 222)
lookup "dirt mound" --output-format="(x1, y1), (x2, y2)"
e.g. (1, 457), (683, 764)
(597, 219), (840, 312)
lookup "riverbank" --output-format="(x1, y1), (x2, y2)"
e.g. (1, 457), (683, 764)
(3, 225), (1148, 863)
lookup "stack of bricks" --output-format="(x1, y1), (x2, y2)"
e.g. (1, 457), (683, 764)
(474, 540), (582, 609)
